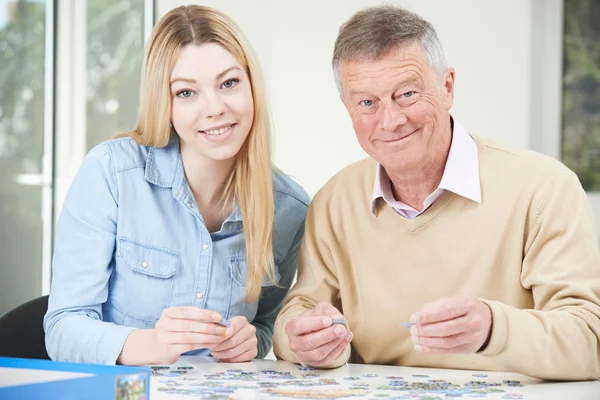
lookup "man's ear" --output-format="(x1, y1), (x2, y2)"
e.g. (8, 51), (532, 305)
(442, 67), (455, 110)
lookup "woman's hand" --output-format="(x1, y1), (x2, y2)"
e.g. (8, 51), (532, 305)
(118, 306), (227, 365)
(209, 316), (258, 362)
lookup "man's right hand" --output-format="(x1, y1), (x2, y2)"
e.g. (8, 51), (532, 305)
(284, 302), (353, 367)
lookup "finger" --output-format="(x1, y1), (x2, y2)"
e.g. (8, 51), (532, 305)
(414, 342), (476, 355)
(316, 332), (353, 366)
(162, 307), (222, 322)
(212, 323), (256, 352)
(411, 331), (477, 349)
(219, 348), (258, 363)
(166, 332), (227, 345)
(411, 297), (475, 324)
(410, 312), (479, 337)
(285, 315), (334, 336)
(298, 331), (351, 364)
(290, 324), (348, 353)
(299, 336), (344, 364)
(156, 318), (227, 336)
(222, 316), (249, 338)
(312, 302), (343, 319)
(212, 334), (257, 360)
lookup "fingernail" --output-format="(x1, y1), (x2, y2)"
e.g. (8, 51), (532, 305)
(410, 326), (418, 336)
(334, 325), (346, 337)
(346, 332), (354, 341)
(410, 313), (420, 323)
(415, 344), (424, 352)
(322, 317), (332, 327)
(332, 314), (343, 320)
(411, 335), (418, 344)
(212, 313), (222, 321)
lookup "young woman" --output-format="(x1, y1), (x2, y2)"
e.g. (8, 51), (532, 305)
(44, 5), (309, 366)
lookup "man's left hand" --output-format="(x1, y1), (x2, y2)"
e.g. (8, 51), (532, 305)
(409, 296), (492, 354)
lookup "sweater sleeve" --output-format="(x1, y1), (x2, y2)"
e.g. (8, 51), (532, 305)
(479, 169), (600, 380)
(273, 198), (351, 368)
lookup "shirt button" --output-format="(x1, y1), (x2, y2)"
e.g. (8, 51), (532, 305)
(202, 244), (209, 250)
(141, 261), (148, 268)
(188, 202), (194, 208)
(196, 292), (203, 300)
(175, 190), (182, 196)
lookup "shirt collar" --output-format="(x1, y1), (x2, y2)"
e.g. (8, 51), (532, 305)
(144, 136), (181, 188)
(144, 137), (244, 223)
(371, 119), (481, 215)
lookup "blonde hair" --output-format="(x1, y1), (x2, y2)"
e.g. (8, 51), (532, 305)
(118, 5), (275, 302)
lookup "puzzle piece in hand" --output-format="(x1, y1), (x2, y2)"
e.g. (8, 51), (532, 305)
(216, 319), (231, 328)
(402, 321), (414, 329)
(331, 318), (347, 325)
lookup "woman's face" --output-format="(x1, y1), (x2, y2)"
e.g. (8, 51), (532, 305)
(170, 43), (254, 164)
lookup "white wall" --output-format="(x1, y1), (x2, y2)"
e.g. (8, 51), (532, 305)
(158, 0), (535, 197)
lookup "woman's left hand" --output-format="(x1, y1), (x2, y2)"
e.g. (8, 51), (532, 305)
(210, 316), (258, 362)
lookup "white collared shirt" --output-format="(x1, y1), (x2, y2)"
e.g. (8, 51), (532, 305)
(371, 120), (481, 218)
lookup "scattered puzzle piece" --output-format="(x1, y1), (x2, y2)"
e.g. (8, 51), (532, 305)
(153, 364), (529, 399)
(262, 388), (368, 398)
(215, 319), (231, 328)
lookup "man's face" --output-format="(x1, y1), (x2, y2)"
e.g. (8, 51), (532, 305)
(339, 42), (455, 176)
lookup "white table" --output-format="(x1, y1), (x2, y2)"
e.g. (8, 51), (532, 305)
(150, 356), (600, 399)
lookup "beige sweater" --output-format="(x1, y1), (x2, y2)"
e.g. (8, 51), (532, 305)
(273, 137), (600, 381)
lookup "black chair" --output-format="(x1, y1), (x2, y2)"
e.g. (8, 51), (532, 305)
(0, 295), (50, 359)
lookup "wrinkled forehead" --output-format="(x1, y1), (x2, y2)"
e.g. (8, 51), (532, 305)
(339, 42), (429, 77)
(342, 52), (431, 90)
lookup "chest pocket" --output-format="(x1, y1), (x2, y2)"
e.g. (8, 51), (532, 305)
(110, 238), (180, 323)
(227, 256), (281, 320)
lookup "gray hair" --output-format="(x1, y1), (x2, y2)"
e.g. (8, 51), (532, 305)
(332, 5), (447, 95)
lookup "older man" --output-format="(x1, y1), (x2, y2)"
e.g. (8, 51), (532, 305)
(272, 5), (600, 381)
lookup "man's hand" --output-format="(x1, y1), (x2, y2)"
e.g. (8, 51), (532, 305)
(409, 297), (492, 354)
(210, 316), (258, 362)
(284, 302), (353, 367)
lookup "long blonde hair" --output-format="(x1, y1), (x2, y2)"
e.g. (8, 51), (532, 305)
(119, 5), (275, 302)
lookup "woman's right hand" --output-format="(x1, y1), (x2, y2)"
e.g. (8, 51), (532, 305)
(118, 306), (228, 365)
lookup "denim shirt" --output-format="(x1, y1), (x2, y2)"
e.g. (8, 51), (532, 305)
(44, 137), (309, 364)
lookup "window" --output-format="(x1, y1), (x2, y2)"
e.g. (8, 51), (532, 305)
(562, 0), (600, 191)
(86, 0), (145, 149)
(0, 0), (152, 315)
(0, 0), (50, 315)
